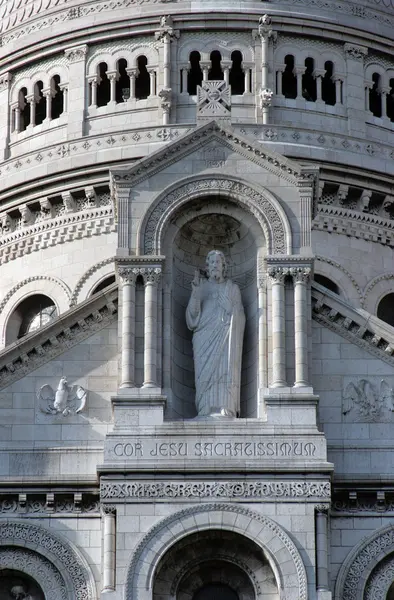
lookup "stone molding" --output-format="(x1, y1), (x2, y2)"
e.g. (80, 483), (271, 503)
(70, 257), (115, 306)
(0, 275), (71, 316)
(0, 286), (117, 390)
(361, 272), (394, 310)
(139, 176), (292, 255)
(0, 493), (100, 514)
(365, 553), (394, 600)
(101, 480), (331, 500)
(344, 43), (368, 60)
(315, 255), (362, 302)
(64, 44), (88, 62)
(335, 524), (394, 600)
(0, 520), (96, 600)
(0, 547), (67, 600)
(125, 503), (307, 600)
(312, 283), (394, 366)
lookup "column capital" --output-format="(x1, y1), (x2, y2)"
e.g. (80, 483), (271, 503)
(315, 503), (330, 513)
(290, 266), (312, 284)
(118, 267), (138, 285)
(101, 504), (117, 516)
(267, 266), (290, 283)
(142, 267), (162, 285)
(65, 44), (88, 63)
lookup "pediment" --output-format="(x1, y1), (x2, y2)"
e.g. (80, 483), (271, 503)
(111, 120), (318, 191)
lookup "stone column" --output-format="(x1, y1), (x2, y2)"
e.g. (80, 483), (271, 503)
(316, 506), (329, 591)
(181, 65), (188, 93)
(201, 62), (210, 81)
(334, 77), (342, 104)
(296, 67), (305, 99)
(148, 70), (156, 96)
(344, 43), (368, 136)
(102, 505), (116, 593)
(118, 267), (137, 388)
(11, 102), (20, 133)
(222, 61), (231, 85)
(107, 71), (118, 104)
(258, 271), (267, 390)
(292, 267), (311, 387)
(0, 73), (11, 159)
(243, 63), (252, 93)
(256, 15), (276, 124)
(276, 68), (283, 96)
(88, 77), (97, 107)
(26, 94), (36, 127)
(127, 70), (136, 99)
(65, 45), (88, 138)
(268, 267), (287, 388)
(43, 88), (52, 121)
(142, 267), (161, 388)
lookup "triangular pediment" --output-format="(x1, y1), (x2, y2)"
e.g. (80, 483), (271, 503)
(111, 120), (317, 190)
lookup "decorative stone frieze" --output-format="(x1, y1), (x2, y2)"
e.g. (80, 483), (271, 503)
(101, 480), (330, 500)
(0, 494), (100, 514)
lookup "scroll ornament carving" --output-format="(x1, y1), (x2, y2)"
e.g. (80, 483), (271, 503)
(344, 43), (368, 61)
(38, 376), (87, 416)
(143, 178), (287, 255)
(64, 45), (88, 62)
(0, 522), (95, 600)
(118, 267), (138, 285)
(101, 480), (330, 499)
(365, 554), (394, 600)
(342, 379), (394, 422)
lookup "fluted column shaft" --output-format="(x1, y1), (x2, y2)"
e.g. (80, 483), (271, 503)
(316, 507), (329, 591)
(143, 268), (161, 387)
(292, 267), (311, 387)
(102, 506), (116, 592)
(118, 268), (137, 388)
(268, 267), (287, 387)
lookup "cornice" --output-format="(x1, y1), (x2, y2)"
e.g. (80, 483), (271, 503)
(0, 285), (118, 390)
(312, 282), (394, 366)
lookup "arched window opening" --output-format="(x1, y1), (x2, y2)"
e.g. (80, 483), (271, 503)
(208, 50), (223, 81)
(387, 78), (394, 122)
(193, 583), (239, 600)
(116, 58), (130, 103)
(50, 75), (64, 119)
(302, 57), (316, 101)
(187, 51), (203, 95)
(369, 72), (382, 117)
(6, 294), (58, 344)
(135, 56), (151, 100)
(377, 293), (394, 328)
(97, 62), (110, 107)
(322, 60), (336, 105)
(91, 275), (116, 295)
(0, 570), (45, 600)
(314, 274), (340, 295)
(282, 54), (297, 99)
(19, 87), (30, 131)
(229, 50), (244, 95)
(34, 81), (46, 125)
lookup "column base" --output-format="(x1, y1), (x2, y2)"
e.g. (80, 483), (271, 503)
(112, 393), (166, 428)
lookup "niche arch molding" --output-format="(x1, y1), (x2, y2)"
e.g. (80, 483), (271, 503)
(0, 520), (97, 600)
(138, 174), (292, 256)
(125, 503), (308, 600)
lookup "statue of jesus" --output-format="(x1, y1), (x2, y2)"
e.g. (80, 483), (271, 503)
(186, 250), (245, 418)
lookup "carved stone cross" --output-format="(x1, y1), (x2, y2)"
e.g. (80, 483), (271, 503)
(196, 80), (231, 123)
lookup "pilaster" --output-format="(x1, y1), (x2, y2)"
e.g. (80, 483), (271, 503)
(344, 43), (368, 137)
(0, 72), (12, 160)
(65, 44), (88, 139)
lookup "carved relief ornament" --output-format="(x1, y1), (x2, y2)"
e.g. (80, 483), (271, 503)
(64, 45), (88, 63)
(344, 43), (368, 61)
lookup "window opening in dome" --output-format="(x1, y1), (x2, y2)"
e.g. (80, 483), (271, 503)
(187, 51), (203, 94)
(34, 81), (46, 125)
(314, 274), (340, 295)
(17, 87), (30, 132)
(377, 293), (394, 328)
(369, 72), (382, 118)
(51, 75), (64, 119)
(135, 56), (151, 99)
(193, 583), (239, 600)
(302, 57), (316, 102)
(387, 78), (394, 122)
(92, 275), (116, 295)
(97, 62), (110, 107)
(10, 294), (58, 341)
(322, 61), (336, 105)
(116, 58), (130, 103)
(208, 50), (224, 81)
(229, 50), (245, 95)
(282, 55), (297, 99)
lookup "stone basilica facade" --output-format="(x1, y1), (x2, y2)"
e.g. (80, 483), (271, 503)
(1, 0), (394, 598)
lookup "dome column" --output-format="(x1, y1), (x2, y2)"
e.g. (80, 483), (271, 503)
(0, 73), (12, 160)
(64, 45), (88, 139)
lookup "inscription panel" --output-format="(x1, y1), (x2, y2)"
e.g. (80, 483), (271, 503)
(105, 436), (325, 462)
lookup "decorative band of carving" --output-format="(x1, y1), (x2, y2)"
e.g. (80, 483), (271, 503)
(101, 480), (331, 500)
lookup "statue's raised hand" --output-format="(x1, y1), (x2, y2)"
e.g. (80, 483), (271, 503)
(191, 269), (200, 289)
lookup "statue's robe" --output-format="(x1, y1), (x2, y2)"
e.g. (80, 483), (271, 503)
(186, 278), (245, 417)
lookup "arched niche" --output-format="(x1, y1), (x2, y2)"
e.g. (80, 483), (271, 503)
(0, 568), (45, 600)
(161, 198), (266, 419)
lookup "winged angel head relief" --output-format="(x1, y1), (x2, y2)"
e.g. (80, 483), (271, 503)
(38, 376), (87, 416)
(342, 379), (394, 422)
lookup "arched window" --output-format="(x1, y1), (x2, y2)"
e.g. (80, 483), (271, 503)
(377, 293), (394, 327)
(314, 274), (340, 295)
(19, 87), (30, 131)
(50, 75), (64, 119)
(0, 571), (45, 600)
(229, 50), (244, 95)
(116, 58), (130, 103)
(91, 275), (116, 295)
(187, 51), (203, 95)
(282, 54), (297, 99)
(135, 55), (151, 99)
(97, 62), (110, 107)
(369, 72), (382, 117)
(387, 78), (394, 122)
(302, 57), (316, 101)
(208, 50), (223, 80)
(34, 81), (46, 125)
(6, 294), (58, 344)
(193, 584), (239, 600)
(322, 60), (336, 105)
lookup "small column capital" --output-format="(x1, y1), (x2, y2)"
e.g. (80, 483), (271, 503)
(118, 267), (138, 285)
(65, 44), (88, 63)
(267, 266), (289, 284)
(155, 15), (180, 41)
(142, 267), (162, 285)
(315, 503), (330, 513)
(101, 504), (117, 516)
(290, 267), (312, 284)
